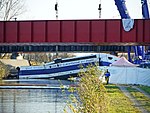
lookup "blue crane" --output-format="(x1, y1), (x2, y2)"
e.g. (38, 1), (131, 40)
(141, 0), (150, 19)
(114, 0), (149, 19)
(114, 0), (130, 19)
(114, 0), (150, 64)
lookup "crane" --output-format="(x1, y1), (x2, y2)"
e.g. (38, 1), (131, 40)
(141, 0), (150, 19)
(114, 0), (150, 64)
(114, 0), (149, 19)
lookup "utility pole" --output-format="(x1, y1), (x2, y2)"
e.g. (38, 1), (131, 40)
(55, 0), (58, 19)
(98, 0), (102, 18)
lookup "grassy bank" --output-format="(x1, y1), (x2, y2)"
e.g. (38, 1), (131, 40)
(105, 85), (140, 113)
(127, 86), (150, 112)
(65, 64), (141, 113)
(138, 85), (150, 95)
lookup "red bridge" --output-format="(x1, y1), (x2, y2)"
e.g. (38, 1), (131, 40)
(0, 19), (150, 52)
(0, 19), (150, 44)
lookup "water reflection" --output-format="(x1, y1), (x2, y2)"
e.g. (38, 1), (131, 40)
(0, 79), (77, 113)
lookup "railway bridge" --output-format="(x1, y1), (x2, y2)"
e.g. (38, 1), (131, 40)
(0, 19), (150, 53)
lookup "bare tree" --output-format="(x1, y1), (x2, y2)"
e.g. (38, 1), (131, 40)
(0, 0), (26, 20)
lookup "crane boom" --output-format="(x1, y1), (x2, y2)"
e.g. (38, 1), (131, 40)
(114, 0), (150, 63)
(114, 0), (150, 19)
(114, 0), (130, 19)
(141, 0), (150, 18)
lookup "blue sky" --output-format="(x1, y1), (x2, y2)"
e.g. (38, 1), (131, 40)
(18, 0), (150, 20)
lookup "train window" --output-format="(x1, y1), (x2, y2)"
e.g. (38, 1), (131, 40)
(108, 57), (113, 60)
(54, 58), (62, 63)
(62, 55), (97, 63)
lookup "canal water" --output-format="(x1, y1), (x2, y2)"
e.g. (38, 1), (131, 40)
(0, 79), (77, 113)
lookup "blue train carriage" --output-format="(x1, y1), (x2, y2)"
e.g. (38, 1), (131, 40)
(18, 54), (119, 79)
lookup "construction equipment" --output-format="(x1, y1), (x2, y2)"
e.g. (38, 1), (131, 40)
(114, 0), (150, 64)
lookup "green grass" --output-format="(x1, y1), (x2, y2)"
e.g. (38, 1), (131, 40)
(105, 85), (140, 113)
(127, 86), (150, 112)
(138, 85), (150, 95)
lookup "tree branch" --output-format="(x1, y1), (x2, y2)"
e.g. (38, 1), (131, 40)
(0, 0), (26, 20)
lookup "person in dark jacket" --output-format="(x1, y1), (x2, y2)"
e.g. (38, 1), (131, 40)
(104, 69), (110, 84)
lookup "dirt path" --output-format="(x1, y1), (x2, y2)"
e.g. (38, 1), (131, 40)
(117, 85), (149, 113)
(132, 86), (150, 99)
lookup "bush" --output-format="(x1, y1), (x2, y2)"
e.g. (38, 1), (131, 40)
(0, 61), (10, 79)
(65, 64), (109, 113)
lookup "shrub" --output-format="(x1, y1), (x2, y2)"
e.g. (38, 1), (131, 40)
(0, 61), (10, 79)
(65, 64), (109, 113)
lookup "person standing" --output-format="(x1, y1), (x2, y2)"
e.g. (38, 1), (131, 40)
(104, 69), (110, 85)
